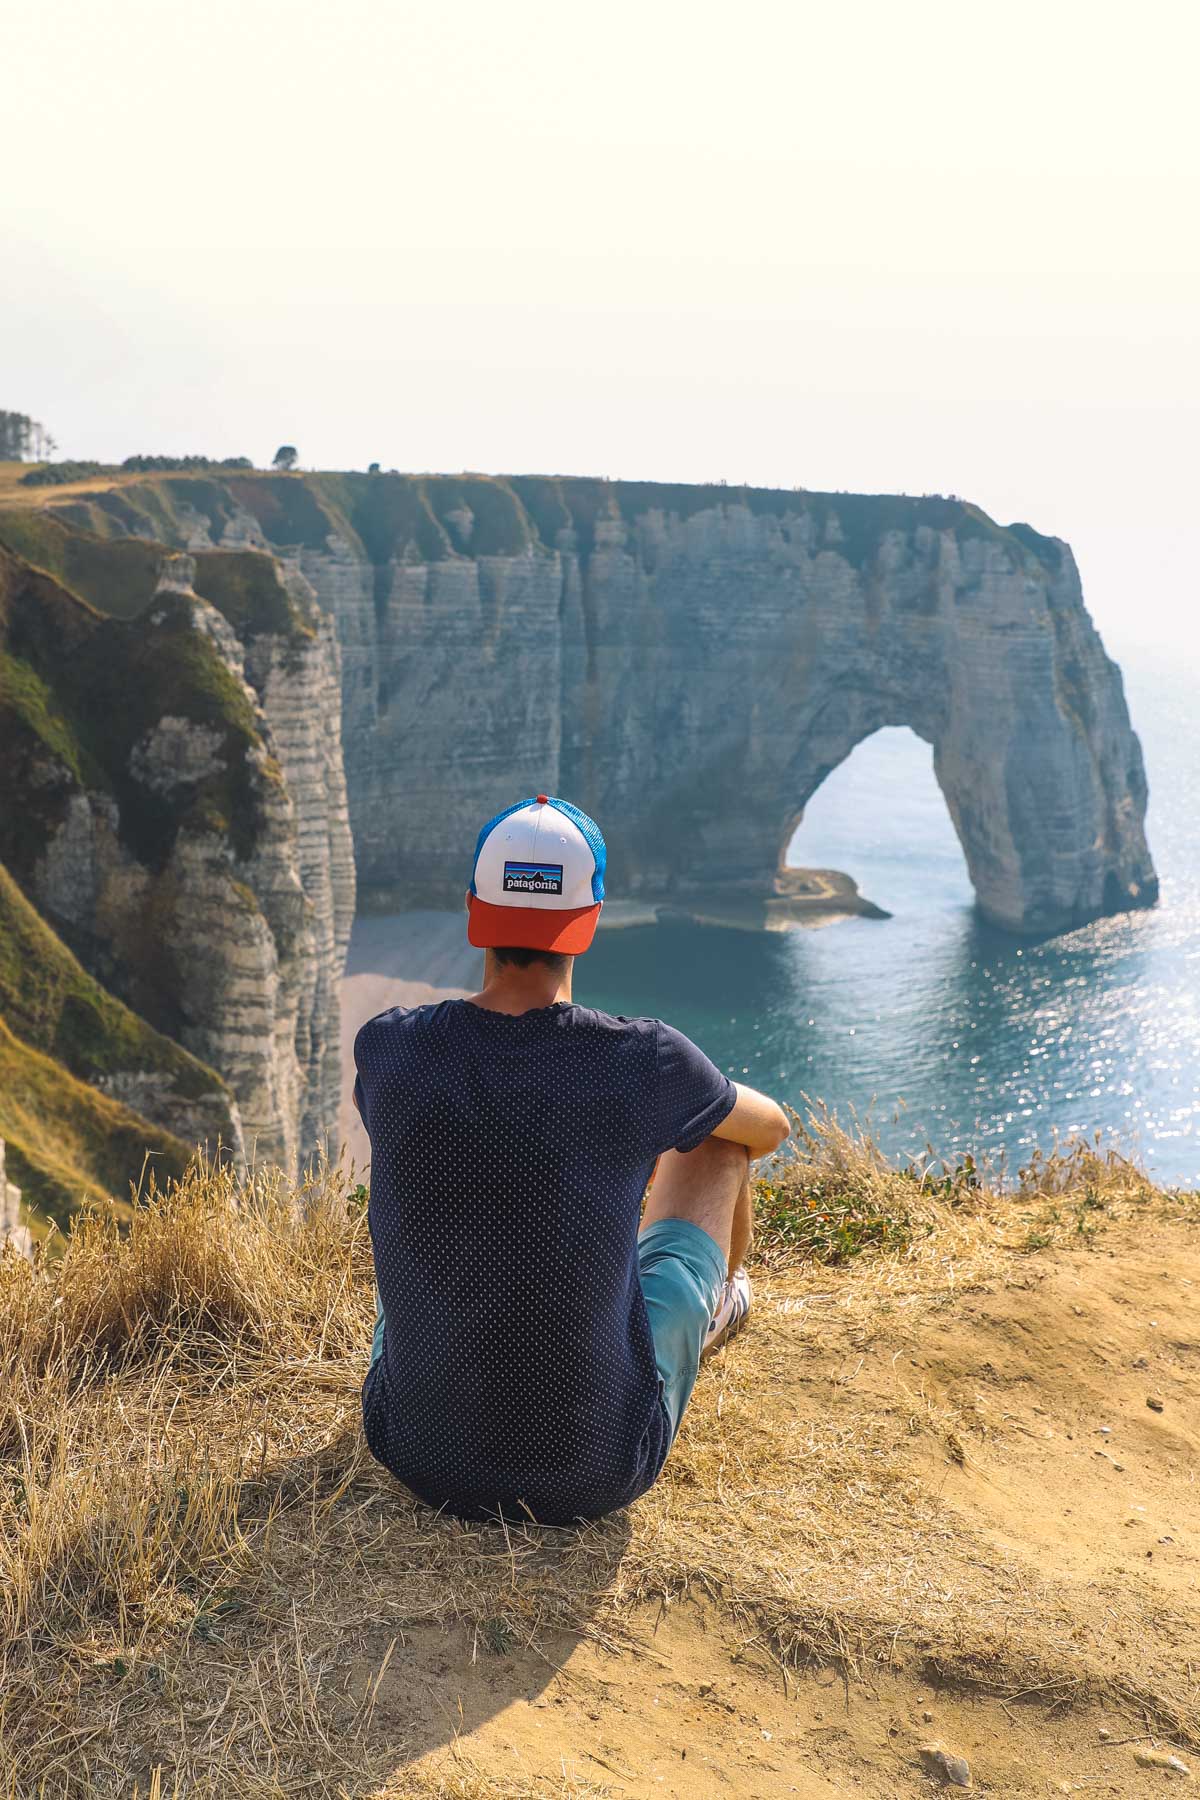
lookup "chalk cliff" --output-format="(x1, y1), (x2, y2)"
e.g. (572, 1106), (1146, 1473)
(1, 1137), (32, 1259)
(62, 473), (1153, 936)
(0, 531), (354, 1172)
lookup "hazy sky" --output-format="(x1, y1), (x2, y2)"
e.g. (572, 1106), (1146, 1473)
(6, 0), (1198, 652)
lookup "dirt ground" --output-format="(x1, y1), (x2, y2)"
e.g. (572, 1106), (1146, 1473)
(351, 1221), (1200, 1797)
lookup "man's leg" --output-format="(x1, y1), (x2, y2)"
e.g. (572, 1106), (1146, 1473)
(728, 1158), (754, 1273)
(637, 1138), (753, 1444)
(370, 1288), (385, 1366)
(640, 1136), (750, 1272)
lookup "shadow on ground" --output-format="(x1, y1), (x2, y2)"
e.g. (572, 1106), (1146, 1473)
(232, 1416), (636, 1794)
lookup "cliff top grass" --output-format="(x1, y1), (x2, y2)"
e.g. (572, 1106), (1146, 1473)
(0, 511), (163, 621)
(0, 508), (317, 643)
(191, 549), (317, 642)
(1, 1120), (1196, 1797)
(0, 463), (1066, 581)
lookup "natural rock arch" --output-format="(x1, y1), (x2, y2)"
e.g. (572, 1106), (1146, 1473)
(543, 493), (1156, 936)
(45, 473), (1156, 937)
(777, 713), (969, 892)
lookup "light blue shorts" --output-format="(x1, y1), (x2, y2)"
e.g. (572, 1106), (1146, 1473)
(369, 1217), (726, 1449)
(637, 1217), (728, 1446)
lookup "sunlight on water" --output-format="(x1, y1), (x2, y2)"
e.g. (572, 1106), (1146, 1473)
(580, 653), (1199, 1186)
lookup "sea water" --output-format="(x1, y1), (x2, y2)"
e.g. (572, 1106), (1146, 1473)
(578, 642), (1199, 1186)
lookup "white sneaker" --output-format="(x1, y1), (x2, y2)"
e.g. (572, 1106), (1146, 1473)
(702, 1268), (752, 1359)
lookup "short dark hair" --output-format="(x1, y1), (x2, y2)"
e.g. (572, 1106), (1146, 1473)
(491, 945), (571, 973)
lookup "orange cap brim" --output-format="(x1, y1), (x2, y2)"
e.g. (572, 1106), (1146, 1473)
(467, 894), (601, 954)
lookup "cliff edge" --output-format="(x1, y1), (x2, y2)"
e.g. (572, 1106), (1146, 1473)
(1, 1131), (1195, 1794)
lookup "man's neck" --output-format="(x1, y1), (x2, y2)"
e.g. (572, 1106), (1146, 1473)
(467, 952), (574, 1016)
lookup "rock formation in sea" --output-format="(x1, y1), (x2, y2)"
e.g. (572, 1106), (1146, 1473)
(0, 529), (354, 1175)
(50, 473), (1154, 936)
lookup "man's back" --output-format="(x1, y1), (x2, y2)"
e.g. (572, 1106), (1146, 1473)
(356, 996), (735, 1524)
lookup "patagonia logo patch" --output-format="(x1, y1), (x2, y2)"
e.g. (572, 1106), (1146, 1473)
(503, 860), (564, 895)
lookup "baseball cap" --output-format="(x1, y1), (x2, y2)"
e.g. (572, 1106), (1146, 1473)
(467, 794), (606, 954)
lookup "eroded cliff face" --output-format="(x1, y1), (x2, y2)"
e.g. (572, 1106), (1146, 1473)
(234, 564), (355, 1155)
(44, 473), (1156, 936)
(0, 536), (354, 1172)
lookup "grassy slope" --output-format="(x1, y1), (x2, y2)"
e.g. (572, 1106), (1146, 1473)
(0, 1126), (1195, 1796)
(0, 1015), (189, 1233)
(0, 496), (319, 644)
(0, 860), (227, 1106)
(0, 511), (163, 619)
(0, 861), (221, 1228)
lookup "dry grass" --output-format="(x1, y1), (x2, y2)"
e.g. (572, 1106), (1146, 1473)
(0, 1119), (1195, 1796)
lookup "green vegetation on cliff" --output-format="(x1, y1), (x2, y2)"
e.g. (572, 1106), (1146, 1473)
(192, 549), (315, 640)
(223, 472), (340, 550)
(0, 1013), (190, 1230)
(0, 542), (294, 1123)
(2, 464), (1065, 580)
(0, 861), (233, 1228)
(0, 503), (320, 643)
(0, 543), (273, 875)
(0, 862), (225, 1104)
(0, 511), (162, 619)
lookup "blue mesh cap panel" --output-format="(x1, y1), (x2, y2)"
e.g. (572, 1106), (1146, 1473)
(546, 797), (607, 903)
(469, 797), (537, 895)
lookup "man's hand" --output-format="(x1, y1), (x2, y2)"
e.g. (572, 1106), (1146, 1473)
(711, 1082), (790, 1159)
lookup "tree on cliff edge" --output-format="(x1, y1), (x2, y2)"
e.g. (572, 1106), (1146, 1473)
(272, 445), (298, 471)
(1, 412), (56, 462)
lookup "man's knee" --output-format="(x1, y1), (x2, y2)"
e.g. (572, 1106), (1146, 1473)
(644, 1136), (748, 1265)
(687, 1134), (749, 1190)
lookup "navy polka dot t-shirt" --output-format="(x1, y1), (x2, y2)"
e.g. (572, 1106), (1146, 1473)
(355, 999), (736, 1525)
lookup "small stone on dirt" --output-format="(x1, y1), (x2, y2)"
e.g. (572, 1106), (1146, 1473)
(1099, 1727), (1112, 1740)
(919, 1742), (972, 1787)
(1133, 1747), (1191, 1775)
(1148, 1395), (1165, 1411)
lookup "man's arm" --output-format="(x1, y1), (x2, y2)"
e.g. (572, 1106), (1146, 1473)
(710, 1082), (790, 1158)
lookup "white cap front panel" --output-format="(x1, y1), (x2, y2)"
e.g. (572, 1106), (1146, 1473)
(474, 802), (597, 911)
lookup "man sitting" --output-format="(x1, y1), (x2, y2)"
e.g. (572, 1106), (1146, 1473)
(354, 794), (789, 1525)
